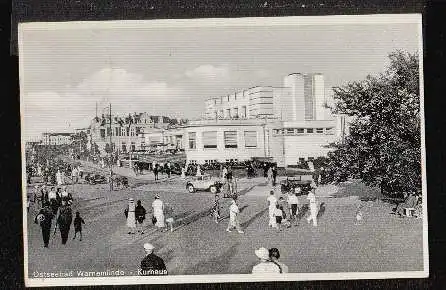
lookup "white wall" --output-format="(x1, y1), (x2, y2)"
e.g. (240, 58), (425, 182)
(313, 74), (326, 120)
(184, 124), (267, 164)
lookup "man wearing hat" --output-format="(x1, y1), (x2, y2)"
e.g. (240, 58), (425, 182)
(251, 247), (281, 274)
(140, 243), (167, 275)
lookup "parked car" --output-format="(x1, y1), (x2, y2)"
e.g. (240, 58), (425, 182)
(186, 174), (224, 194)
(280, 177), (312, 195)
(85, 173), (107, 185)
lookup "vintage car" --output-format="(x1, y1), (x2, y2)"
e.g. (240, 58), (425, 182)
(186, 174), (224, 193)
(280, 177), (312, 195)
(84, 173), (107, 185)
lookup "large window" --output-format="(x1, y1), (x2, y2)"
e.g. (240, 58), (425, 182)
(286, 128), (295, 135)
(100, 129), (106, 138)
(233, 108), (239, 118)
(115, 127), (120, 137)
(224, 131), (238, 148)
(326, 127), (334, 134)
(316, 128), (324, 134)
(244, 131), (257, 148)
(121, 143), (127, 152)
(202, 131), (217, 149)
(241, 106), (247, 118)
(131, 142), (136, 151)
(188, 132), (196, 149)
(306, 128), (314, 133)
(297, 128), (305, 134)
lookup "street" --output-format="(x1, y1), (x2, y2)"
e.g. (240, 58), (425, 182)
(26, 166), (424, 276)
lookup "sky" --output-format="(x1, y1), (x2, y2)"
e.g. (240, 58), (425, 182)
(19, 17), (421, 140)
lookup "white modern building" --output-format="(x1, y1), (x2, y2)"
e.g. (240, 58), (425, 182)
(184, 73), (347, 166)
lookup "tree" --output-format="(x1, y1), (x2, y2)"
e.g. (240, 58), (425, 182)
(328, 50), (421, 197)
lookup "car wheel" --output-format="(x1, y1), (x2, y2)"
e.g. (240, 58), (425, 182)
(187, 184), (195, 193)
(209, 185), (217, 194)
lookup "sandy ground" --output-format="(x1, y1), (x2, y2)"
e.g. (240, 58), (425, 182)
(25, 166), (424, 277)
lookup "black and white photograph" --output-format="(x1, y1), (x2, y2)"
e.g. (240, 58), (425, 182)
(19, 14), (427, 287)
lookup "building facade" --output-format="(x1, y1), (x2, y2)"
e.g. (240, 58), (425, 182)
(186, 72), (346, 166)
(41, 133), (73, 146)
(88, 112), (184, 155)
(204, 73), (332, 122)
(183, 118), (338, 166)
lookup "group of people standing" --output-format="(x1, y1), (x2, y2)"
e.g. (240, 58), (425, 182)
(267, 180), (319, 231)
(124, 194), (171, 235)
(152, 161), (172, 181)
(34, 192), (85, 248)
(263, 163), (278, 187)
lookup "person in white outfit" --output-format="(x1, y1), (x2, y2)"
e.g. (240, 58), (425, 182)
(226, 197), (244, 234)
(267, 191), (277, 228)
(56, 169), (63, 186)
(152, 194), (166, 231)
(125, 198), (136, 234)
(252, 247), (281, 274)
(306, 191), (318, 227)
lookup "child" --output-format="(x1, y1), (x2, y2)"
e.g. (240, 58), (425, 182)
(212, 194), (221, 224)
(73, 211), (85, 241)
(355, 205), (363, 225)
(273, 204), (283, 232)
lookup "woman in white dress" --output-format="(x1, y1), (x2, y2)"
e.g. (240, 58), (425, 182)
(152, 194), (166, 230)
(126, 198), (136, 234)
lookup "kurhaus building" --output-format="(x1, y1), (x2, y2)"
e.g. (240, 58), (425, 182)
(184, 73), (348, 167)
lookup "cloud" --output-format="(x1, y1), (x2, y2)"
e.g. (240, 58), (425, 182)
(185, 64), (230, 81)
(22, 68), (187, 138)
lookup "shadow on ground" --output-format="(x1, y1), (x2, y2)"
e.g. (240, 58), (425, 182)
(183, 243), (239, 275)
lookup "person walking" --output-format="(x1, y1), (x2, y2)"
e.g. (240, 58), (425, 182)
(269, 248), (289, 273)
(251, 247), (281, 274)
(273, 204), (283, 232)
(263, 163), (269, 182)
(125, 198), (137, 234)
(222, 166), (228, 180)
(60, 186), (72, 204)
(211, 194), (221, 224)
(306, 190), (318, 227)
(287, 190), (300, 225)
(154, 164), (159, 181)
(267, 166), (273, 186)
(152, 194), (166, 231)
(140, 243), (168, 275)
(267, 191), (277, 228)
(135, 200), (147, 234)
(48, 187), (59, 215)
(56, 200), (73, 245)
(72, 211), (85, 241)
(56, 169), (63, 186)
(226, 197), (244, 234)
(272, 165), (278, 187)
(34, 202), (55, 248)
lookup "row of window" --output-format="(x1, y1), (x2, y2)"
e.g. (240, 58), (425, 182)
(99, 126), (143, 138)
(214, 106), (248, 119)
(273, 127), (334, 135)
(188, 131), (258, 150)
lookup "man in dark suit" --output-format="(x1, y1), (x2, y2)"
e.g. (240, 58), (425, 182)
(34, 202), (55, 248)
(140, 243), (167, 276)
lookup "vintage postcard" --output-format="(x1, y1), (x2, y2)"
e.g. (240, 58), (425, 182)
(19, 14), (427, 287)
